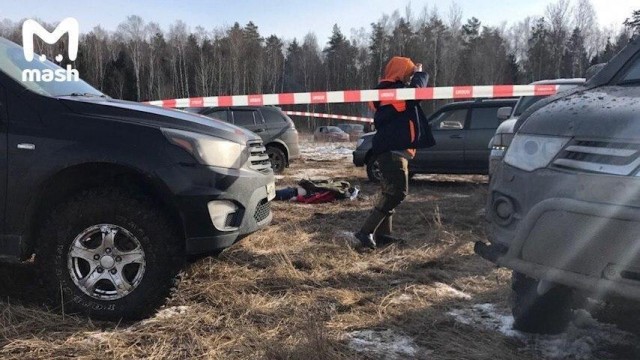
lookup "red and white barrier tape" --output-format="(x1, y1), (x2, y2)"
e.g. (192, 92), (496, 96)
(146, 84), (558, 108)
(283, 111), (373, 123)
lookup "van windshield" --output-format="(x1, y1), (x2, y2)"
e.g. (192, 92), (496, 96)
(0, 37), (104, 97)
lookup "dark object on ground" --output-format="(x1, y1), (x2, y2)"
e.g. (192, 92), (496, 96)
(0, 37), (274, 320)
(354, 99), (517, 182)
(275, 179), (359, 203)
(184, 106), (300, 174)
(479, 36), (640, 334)
(275, 187), (298, 201)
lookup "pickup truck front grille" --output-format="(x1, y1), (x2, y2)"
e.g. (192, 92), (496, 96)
(552, 140), (640, 176)
(247, 140), (272, 173)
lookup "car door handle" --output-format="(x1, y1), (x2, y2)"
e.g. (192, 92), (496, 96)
(254, 129), (266, 133)
(17, 143), (36, 150)
(449, 134), (463, 139)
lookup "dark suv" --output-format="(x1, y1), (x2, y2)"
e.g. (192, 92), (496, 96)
(0, 38), (274, 319)
(353, 99), (516, 181)
(186, 106), (300, 174)
(477, 36), (640, 334)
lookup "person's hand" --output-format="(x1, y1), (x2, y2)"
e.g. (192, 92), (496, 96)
(414, 63), (423, 72)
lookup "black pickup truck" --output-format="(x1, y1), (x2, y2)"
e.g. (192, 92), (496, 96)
(477, 35), (640, 334)
(0, 37), (274, 319)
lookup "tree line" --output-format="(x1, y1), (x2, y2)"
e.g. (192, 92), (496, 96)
(0, 0), (638, 130)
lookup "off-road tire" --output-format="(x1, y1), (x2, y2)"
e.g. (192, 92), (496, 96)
(36, 188), (183, 320)
(267, 146), (287, 174)
(366, 157), (382, 183)
(511, 271), (573, 334)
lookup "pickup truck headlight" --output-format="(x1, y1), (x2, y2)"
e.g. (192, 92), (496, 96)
(162, 128), (248, 168)
(356, 137), (365, 147)
(504, 134), (569, 171)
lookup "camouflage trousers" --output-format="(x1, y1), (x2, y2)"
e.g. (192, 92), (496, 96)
(360, 152), (409, 235)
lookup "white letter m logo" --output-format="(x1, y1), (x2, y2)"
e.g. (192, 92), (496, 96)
(22, 18), (79, 62)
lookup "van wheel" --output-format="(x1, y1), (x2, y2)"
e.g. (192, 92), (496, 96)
(511, 271), (573, 334)
(366, 157), (382, 183)
(267, 146), (287, 174)
(36, 188), (183, 320)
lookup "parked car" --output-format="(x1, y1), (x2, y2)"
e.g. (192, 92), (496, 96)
(0, 37), (275, 320)
(314, 126), (350, 142)
(337, 123), (365, 141)
(476, 36), (640, 334)
(185, 106), (300, 174)
(353, 99), (517, 182)
(488, 78), (585, 175)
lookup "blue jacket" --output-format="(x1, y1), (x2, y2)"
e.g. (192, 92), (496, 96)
(370, 72), (436, 155)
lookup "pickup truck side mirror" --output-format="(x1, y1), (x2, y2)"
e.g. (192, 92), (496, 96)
(497, 107), (513, 121)
(585, 63), (606, 80)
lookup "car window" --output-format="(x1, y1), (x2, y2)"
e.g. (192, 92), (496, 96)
(620, 56), (640, 83)
(469, 107), (501, 129)
(206, 109), (228, 121)
(430, 109), (467, 130)
(232, 110), (256, 126)
(261, 108), (285, 124)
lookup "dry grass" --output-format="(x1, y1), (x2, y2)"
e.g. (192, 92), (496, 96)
(0, 147), (540, 359)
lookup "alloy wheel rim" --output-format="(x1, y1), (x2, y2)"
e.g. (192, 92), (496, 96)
(67, 224), (146, 301)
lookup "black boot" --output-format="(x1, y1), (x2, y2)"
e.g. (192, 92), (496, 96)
(355, 208), (388, 250)
(354, 231), (376, 249)
(374, 212), (403, 246)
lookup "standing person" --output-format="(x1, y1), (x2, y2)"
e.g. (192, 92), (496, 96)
(354, 56), (435, 249)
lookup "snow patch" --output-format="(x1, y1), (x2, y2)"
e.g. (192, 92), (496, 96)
(347, 329), (419, 359)
(433, 282), (472, 300)
(140, 305), (190, 325)
(448, 303), (640, 359)
(299, 142), (354, 161)
(448, 303), (519, 338)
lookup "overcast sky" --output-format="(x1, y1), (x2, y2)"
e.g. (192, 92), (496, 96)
(0, 0), (636, 43)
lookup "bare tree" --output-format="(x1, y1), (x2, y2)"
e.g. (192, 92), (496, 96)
(117, 15), (147, 101)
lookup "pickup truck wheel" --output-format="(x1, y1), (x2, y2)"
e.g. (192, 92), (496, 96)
(36, 188), (183, 320)
(511, 271), (573, 334)
(366, 158), (382, 183)
(266, 146), (286, 174)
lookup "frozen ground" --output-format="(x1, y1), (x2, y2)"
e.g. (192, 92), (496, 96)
(347, 329), (423, 359)
(298, 141), (355, 162)
(448, 304), (640, 359)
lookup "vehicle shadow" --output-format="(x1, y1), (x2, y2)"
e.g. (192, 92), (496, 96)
(0, 260), (46, 305)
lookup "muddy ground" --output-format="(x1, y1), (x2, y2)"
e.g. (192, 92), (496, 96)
(1, 140), (640, 359)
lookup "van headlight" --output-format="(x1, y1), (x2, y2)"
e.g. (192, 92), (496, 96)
(162, 128), (248, 168)
(504, 134), (569, 171)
